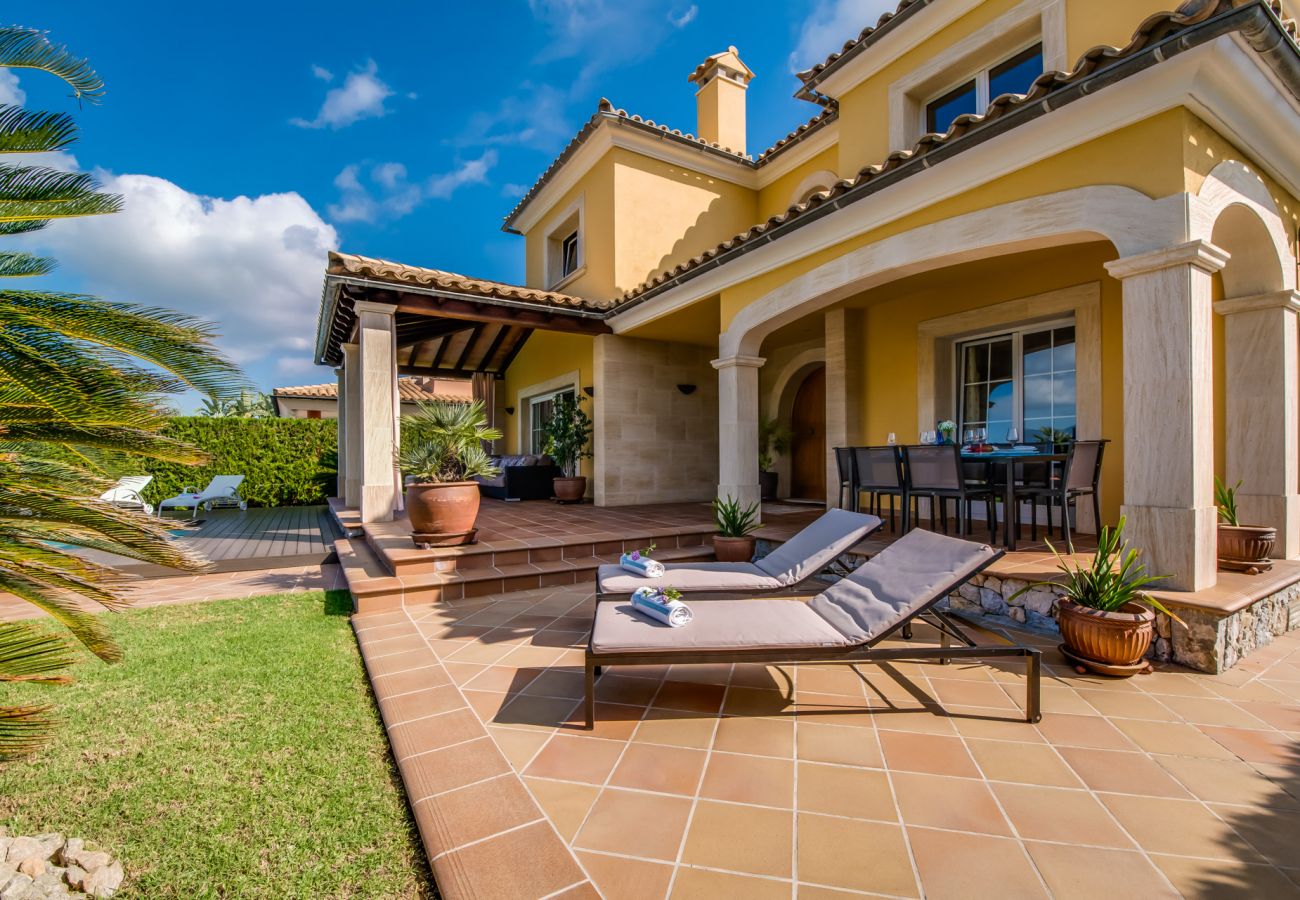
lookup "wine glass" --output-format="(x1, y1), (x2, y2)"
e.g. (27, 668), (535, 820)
(963, 429), (974, 448)
(886, 432), (897, 446)
(977, 427), (988, 446)
(1006, 426), (1020, 446)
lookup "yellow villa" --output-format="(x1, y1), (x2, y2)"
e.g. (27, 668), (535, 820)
(316, 0), (1300, 667)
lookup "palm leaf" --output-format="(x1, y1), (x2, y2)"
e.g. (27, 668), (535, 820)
(0, 250), (54, 277)
(0, 104), (77, 153)
(0, 219), (48, 235)
(0, 164), (120, 222)
(0, 27), (104, 101)
(0, 621), (76, 682)
(0, 704), (58, 760)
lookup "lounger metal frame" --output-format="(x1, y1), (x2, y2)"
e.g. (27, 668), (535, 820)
(584, 549), (1042, 727)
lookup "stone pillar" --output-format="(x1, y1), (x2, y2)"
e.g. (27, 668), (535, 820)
(713, 354), (765, 512)
(1216, 289), (1300, 558)
(334, 366), (347, 500)
(825, 308), (864, 507)
(1105, 240), (1229, 591)
(341, 342), (362, 508)
(355, 301), (397, 523)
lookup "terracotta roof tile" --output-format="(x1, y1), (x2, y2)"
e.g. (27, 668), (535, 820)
(795, 0), (925, 90)
(328, 251), (612, 311)
(273, 381), (471, 403)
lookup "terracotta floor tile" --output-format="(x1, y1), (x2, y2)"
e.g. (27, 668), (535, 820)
(1154, 754), (1300, 808)
(574, 789), (692, 861)
(966, 739), (1083, 787)
(878, 730), (981, 778)
(1158, 694), (1273, 729)
(487, 725), (551, 770)
(670, 867), (789, 899)
(1099, 794), (1265, 861)
(521, 667), (588, 700)
(561, 701), (647, 742)
(1035, 712), (1137, 751)
(1238, 701), (1300, 732)
(666, 662), (734, 685)
(698, 751), (794, 808)
(576, 852), (673, 900)
(492, 693), (580, 732)
(388, 708), (486, 762)
(418, 773), (542, 852)
(870, 707), (959, 735)
(890, 772), (1012, 835)
(730, 663), (789, 690)
(463, 664), (537, 695)
(1199, 725), (1298, 765)
(1150, 853), (1300, 899)
(434, 820), (584, 900)
(797, 813), (916, 896)
(609, 743), (708, 796)
(653, 679), (727, 714)
(400, 736), (512, 802)
(523, 777), (600, 841)
(373, 663), (452, 698)
(1209, 802), (1300, 868)
(907, 827), (1044, 900)
(795, 665), (871, 697)
(796, 761), (896, 821)
(948, 707), (1048, 742)
(1025, 842), (1179, 900)
(381, 683), (464, 726)
(681, 800), (792, 878)
(992, 782), (1134, 847)
(796, 885), (873, 899)
(1076, 688), (1179, 721)
(1057, 746), (1192, 798)
(712, 715), (795, 758)
(928, 677), (1018, 710)
(631, 708), (719, 749)
(595, 672), (664, 706)
(524, 734), (625, 785)
(722, 685), (795, 717)
(796, 722), (883, 768)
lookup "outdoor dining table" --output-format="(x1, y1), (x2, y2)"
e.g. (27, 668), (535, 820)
(959, 448), (1066, 551)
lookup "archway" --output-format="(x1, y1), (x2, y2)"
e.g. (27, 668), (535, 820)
(789, 366), (826, 500)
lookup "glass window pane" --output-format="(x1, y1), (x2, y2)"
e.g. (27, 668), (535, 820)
(989, 44), (1043, 99)
(926, 80), (977, 134)
(1053, 326), (1076, 371)
(1023, 329), (1052, 375)
(963, 343), (988, 382)
(1053, 372), (1076, 416)
(988, 338), (1013, 380)
(963, 383), (988, 424)
(988, 380), (1013, 419)
(1023, 373), (1052, 420)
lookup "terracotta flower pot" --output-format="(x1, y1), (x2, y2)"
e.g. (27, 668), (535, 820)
(406, 482), (480, 544)
(1057, 597), (1155, 669)
(553, 476), (587, 503)
(1217, 524), (1276, 572)
(712, 534), (756, 562)
(759, 471), (779, 501)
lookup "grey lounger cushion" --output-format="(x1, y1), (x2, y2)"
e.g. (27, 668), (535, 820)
(596, 508), (881, 594)
(809, 529), (997, 643)
(592, 599), (853, 653)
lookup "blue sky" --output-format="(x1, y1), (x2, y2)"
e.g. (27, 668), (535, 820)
(5, 0), (893, 397)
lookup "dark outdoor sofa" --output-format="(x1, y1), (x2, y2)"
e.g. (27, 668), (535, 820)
(475, 454), (562, 501)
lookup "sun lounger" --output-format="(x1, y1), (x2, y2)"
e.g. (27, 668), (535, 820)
(98, 475), (154, 515)
(158, 475), (248, 518)
(596, 508), (883, 598)
(585, 528), (1041, 726)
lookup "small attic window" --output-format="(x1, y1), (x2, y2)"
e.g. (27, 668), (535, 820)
(545, 199), (584, 289)
(561, 231), (579, 278)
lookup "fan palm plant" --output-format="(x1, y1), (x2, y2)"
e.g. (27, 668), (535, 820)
(0, 28), (243, 759)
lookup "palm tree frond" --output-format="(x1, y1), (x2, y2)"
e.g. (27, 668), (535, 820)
(0, 250), (55, 277)
(0, 703), (59, 760)
(0, 218), (48, 235)
(0, 621), (76, 681)
(0, 28), (104, 101)
(0, 104), (77, 153)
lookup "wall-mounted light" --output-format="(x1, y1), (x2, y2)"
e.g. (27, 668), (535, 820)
(676, 384), (697, 395)
(582, 386), (595, 398)
(504, 406), (515, 416)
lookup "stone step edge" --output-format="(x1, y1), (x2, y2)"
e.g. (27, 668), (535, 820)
(390, 544), (715, 590)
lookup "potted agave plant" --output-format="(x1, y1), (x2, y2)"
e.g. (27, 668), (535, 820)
(758, 417), (794, 501)
(712, 495), (760, 562)
(1215, 477), (1276, 574)
(1011, 516), (1180, 676)
(398, 399), (501, 546)
(542, 392), (593, 503)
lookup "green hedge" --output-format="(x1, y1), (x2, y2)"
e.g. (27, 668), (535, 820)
(137, 417), (338, 508)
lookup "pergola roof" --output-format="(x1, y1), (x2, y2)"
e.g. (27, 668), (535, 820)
(315, 251), (612, 376)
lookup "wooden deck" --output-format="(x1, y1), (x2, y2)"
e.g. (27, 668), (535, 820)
(85, 506), (341, 578)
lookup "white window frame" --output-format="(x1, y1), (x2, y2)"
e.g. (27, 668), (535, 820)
(514, 369), (580, 458)
(528, 387), (576, 455)
(953, 315), (1075, 440)
(922, 39), (1044, 137)
(544, 197), (585, 290)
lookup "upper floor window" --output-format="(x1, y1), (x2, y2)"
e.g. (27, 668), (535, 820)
(925, 42), (1043, 135)
(560, 231), (579, 278)
(544, 199), (583, 289)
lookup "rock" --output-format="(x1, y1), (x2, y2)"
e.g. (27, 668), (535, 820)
(1000, 577), (1027, 599)
(68, 853), (109, 874)
(82, 862), (122, 898)
(1024, 591), (1057, 617)
(1009, 607), (1027, 623)
(63, 867), (87, 891)
(958, 583), (981, 602)
(31, 836), (63, 861)
(15, 859), (42, 880)
(4, 841), (39, 868)
(54, 841), (82, 869)
(983, 576), (1002, 594)
(0, 873), (31, 900)
(980, 588), (1008, 615)
(0, 842), (9, 866)
(33, 871), (66, 892)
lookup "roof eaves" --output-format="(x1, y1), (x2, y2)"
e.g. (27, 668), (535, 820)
(794, 0), (933, 101)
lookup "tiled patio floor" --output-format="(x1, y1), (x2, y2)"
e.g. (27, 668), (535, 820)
(357, 585), (1300, 900)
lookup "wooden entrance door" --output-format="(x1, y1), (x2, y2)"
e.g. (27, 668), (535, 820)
(790, 367), (826, 501)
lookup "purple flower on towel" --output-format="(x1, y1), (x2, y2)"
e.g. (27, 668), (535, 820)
(629, 550), (641, 561)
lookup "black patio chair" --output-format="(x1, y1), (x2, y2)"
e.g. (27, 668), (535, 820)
(853, 445), (907, 532)
(833, 446), (857, 510)
(1013, 440), (1107, 543)
(901, 444), (996, 539)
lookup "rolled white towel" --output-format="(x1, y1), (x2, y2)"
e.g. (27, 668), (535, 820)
(619, 552), (665, 578)
(631, 587), (693, 628)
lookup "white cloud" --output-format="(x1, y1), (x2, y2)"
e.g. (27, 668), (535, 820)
(790, 0), (900, 73)
(0, 69), (25, 106)
(24, 171), (338, 379)
(454, 83), (572, 150)
(310, 64), (334, 82)
(328, 152), (498, 224)
(668, 4), (698, 28)
(525, 0), (688, 86)
(291, 60), (393, 129)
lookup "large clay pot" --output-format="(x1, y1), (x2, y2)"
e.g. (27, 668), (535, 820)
(760, 471), (779, 502)
(406, 482), (480, 544)
(1217, 524), (1276, 572)
(712, 534), (756, 563)
(1057, 597), (1155, 669)
(553, 476), (587, 503)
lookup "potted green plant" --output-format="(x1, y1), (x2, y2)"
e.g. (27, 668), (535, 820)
(397, 399), (501, 546)
(1010, 516), (1180, 676)
(712, 495), (760, 562)
(542, 392), (593, 503)
(758, 417), (794, 501)
(1215, 477), (1276, 573)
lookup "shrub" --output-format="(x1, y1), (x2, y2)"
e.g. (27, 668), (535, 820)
(137, 418), (338, 507)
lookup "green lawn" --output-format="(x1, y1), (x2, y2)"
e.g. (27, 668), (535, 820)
(0, 590), (433, 899)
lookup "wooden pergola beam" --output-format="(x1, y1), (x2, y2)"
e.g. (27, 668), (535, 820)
(393, 292), (612, 335)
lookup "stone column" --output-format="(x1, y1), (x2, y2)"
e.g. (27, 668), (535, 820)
(1216, 289), (1300, 558)
(355, 301), (397, 523)
(713, 354), (765, 512)
(825, 308), (864, 507)
(341, 342), (362, 508)
(334, 366), (347, 500)
(1105, 240), (1229, 591)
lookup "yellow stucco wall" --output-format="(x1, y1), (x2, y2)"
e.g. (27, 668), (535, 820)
(756, 145), (840, 221)
(498, 331), (595, 457)
(523, 158), (615, 300)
